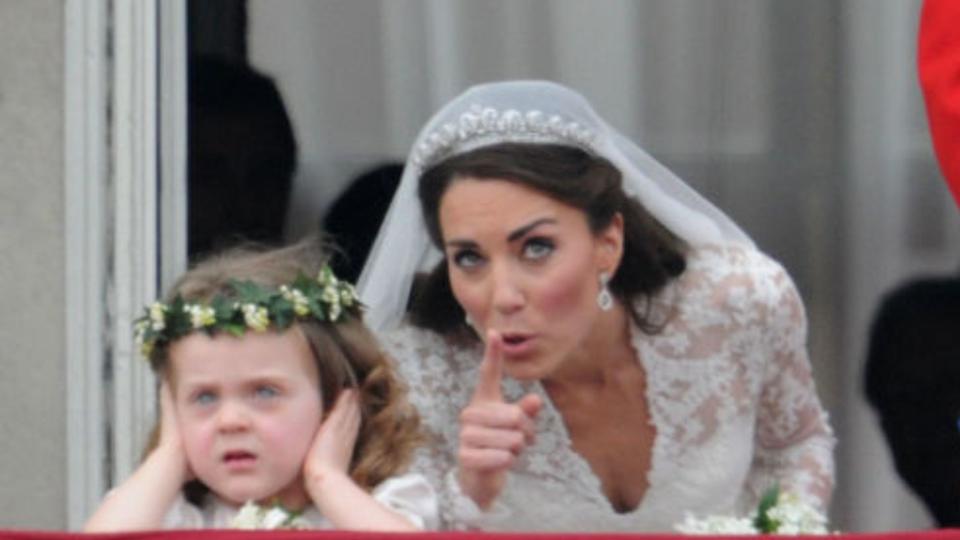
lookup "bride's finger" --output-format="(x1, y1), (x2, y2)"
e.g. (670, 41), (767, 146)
(471, 329), (504, 404)
(460, 424), (527, 454)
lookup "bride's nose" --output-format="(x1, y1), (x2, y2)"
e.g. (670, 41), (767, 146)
(490, 263), (525, 315)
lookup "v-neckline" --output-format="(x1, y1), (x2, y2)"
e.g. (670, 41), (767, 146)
(513, 323), (664, 516)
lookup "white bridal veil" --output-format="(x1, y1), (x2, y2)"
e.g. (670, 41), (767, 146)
(358, 80), (753, 333)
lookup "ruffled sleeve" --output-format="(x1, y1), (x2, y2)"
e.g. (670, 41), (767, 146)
(161, 492), (205, 529)
(370, 473), (440, 530)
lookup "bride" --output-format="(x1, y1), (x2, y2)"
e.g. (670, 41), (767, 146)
(358, 80), (834, 531)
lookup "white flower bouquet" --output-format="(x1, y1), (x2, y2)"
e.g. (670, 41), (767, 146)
(675, 486), (830, 535)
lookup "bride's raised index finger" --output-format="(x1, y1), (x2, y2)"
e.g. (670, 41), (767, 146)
(471, 329), (504, 403)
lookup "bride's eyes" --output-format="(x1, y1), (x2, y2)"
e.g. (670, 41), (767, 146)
(522, 237), (554, 260)
(452, 249), (484, 269)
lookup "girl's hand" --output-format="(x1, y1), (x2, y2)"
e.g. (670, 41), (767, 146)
(156, 381), (193, 484)
(304, 389), (361, 488)
(457, 330), (542, 510)
(301, 390), (420, 531)
(84, 381), (193, 531)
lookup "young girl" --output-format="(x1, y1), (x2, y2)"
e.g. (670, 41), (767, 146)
(85, 240), (438, 531)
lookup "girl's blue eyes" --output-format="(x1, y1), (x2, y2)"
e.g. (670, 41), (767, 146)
(189, 386), (279, 405)
(193, 391), (217, 405)
(254, 385), (279, 399)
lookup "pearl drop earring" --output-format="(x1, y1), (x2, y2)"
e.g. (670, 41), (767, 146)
(597, 272), (613, 311)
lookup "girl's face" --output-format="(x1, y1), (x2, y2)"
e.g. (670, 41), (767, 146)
(169, 326), (323, 508)
(439, 178), (622, 381)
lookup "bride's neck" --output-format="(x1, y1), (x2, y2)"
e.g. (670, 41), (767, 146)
(543, 302), (635, 393)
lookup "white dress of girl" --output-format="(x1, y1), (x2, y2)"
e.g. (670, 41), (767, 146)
(162, 473), (438, 530)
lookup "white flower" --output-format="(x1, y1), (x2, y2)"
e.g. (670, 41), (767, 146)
(675, 513), (757, 535)
(340, 283), (358, 306)
(280, 285), (310, 316)
(318, 266), (338, 288)
(184, 304), (216, 329)
(241, 303), (270, 332)
(674, 490), (832, 536)
(230, 501), (264, 529)
(765, 493), (829, 534)
(148, 302), (167, 331)
(134, 320), (148, 345)
(322, 286), (341, 320)
(321, 285), (339, 305)
(261, 506), (291, 529)
(329, 303), (342, 321)
(134, 320), (154, 357)
(230, 500), (308, 530)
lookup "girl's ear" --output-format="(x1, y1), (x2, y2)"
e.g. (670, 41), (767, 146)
(596, 212), (625, 276)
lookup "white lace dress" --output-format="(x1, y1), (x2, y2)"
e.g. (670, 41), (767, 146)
(380, 244), (835, 532)
(161, 473), (438, 529)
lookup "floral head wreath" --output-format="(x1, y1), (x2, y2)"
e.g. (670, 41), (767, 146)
(134, 265), (360, 360)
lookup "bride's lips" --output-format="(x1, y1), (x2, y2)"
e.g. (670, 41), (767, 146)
(500, 332), (536, 357)
(222, 450), (257, 471)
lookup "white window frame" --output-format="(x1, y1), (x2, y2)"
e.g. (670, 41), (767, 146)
(64, 0), (186, 529)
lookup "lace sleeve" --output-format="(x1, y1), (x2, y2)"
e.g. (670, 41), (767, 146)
(381, 326), (504, 529)
(739, 254), (835, 512)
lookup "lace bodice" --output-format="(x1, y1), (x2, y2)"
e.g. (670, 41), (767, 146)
(380, 244), (835, 532)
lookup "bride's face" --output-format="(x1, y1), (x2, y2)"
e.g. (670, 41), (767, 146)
(439, 177), (622, 380)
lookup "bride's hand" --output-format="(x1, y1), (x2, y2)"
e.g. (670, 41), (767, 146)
(457, 329), (542, 510)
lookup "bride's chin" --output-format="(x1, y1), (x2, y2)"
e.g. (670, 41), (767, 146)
(503, 358), (550, 381)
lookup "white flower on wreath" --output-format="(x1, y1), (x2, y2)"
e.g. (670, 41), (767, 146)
(280, 285), (310, 316)
(184, 304), (216, 329)
(322, 286), (341, 320)
(340, 284), (357, 306)
(241, 303), (270, 332)
(148, 302), (167, 331)
(134, 320), (152, 357)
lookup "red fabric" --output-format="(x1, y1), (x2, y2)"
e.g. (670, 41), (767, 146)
(3, 531), (960, 540)
(918, 0), (960, 208)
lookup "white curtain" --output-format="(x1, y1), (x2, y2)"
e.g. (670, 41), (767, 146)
(247, 0), (960, 531)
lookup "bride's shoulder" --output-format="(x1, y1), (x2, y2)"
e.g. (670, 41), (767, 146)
(379, 322), (446, 352)
(684, 243), (785, 273)
(675, 243), (800, 312)
(377, 322), (481, 376)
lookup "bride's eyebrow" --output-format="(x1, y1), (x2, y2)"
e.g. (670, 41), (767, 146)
(507, 218), (556, 242)
(445, 238), (478, 250)
(444, 217), (557, 248)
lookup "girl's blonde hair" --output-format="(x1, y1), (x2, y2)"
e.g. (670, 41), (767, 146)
(145, 238), (421, 495)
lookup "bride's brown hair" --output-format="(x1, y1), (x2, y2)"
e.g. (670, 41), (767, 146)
(143, 238), (421, 500)
(411, 142), (687, 342)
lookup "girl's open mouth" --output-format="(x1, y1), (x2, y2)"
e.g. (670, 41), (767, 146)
(223, 450), (257, 469)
